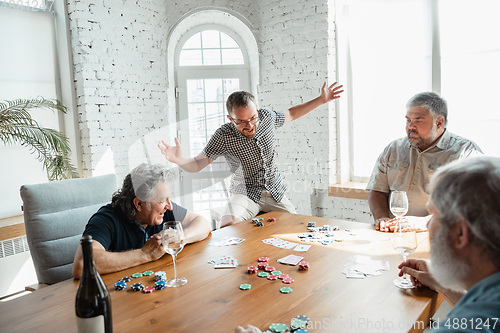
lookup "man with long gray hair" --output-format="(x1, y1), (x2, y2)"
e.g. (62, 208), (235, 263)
(72, 163), (211, 278)
(398, 156), (500, 332)
(367, 92), (482, 230)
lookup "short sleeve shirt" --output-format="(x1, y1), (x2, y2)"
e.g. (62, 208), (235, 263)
(432, 271), (500, 332)
(82, 202), (187, 252)
(367, 130), (482, 216)
(202, 108), (286, 203)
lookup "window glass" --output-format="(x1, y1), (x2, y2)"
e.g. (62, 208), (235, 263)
(179, 30), (244, 66)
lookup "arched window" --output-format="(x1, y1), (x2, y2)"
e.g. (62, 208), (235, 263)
(175, 25), (250, 220)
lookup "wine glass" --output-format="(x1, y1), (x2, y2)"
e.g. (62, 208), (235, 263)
(390, 191), (417, 289)
(162, 221), (187, 287)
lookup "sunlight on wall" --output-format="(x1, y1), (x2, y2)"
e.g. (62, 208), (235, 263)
(94, 147), (115, 176)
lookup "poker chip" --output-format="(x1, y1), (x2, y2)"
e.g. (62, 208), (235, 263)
(265, 266), (276, 272)
(131, 282), (144, 291)
(267, 274), (279, 280)
(143, 270), (154, 276)
(307, 221), (316, 227)
(294, 330), (309, 333)
(120, 276), (131, 282)
(291, 318), (307, 330)
(132, 273), (143, 278)
(267, 217), (276, 222)
(269, 323), (289, 332)
(114, 281), (127, 291)
(280, 287), (292, 294)
(154, 271), (167, 281)
(299, 261), (310, 270)
(143, 286), (155, 293)
(239, 283), (252, 290)
(155, 280), (167, 290)
(247, 266), (258, 273)
(282, 277), (294, 284)
(258, 218), (264, 221)
(278, 274), (289, 279)
(255, 221), (264, 227)
(258, 272), (270, 278)
(258, 257), (270, 262)
(270, 270), (282, 276)
(258, 262), (269, 269)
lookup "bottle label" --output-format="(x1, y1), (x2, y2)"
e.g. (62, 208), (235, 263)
(76, 315), (105, 333)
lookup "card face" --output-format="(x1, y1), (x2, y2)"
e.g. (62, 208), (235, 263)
(262, 237), (285, 245)
(294, 244), (311, 252)
(210, 237), (245, 246)
(275, 241), (298, 250)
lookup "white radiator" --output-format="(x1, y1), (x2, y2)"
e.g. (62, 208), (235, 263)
(0, 236), (37, 298)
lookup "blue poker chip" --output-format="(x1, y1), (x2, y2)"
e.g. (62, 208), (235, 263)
(114, 281), (127, 291)
(294, 330), (309, 333)
(155, 280), (167, 290)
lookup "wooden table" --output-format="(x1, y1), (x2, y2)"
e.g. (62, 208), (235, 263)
(0, 212), (443, 332)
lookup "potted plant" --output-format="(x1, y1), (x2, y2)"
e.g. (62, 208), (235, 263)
(0, 97), (78, 181)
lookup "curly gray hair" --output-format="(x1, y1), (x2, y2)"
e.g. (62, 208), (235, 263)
(112, 163), (174, 220)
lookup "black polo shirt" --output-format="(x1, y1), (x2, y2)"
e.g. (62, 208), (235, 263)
(83, 202), (187, 252)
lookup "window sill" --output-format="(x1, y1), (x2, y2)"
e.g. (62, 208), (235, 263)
(328, 182), (369, 200)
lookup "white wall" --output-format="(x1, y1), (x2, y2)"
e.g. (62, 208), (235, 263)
(65, 0), (374, 222)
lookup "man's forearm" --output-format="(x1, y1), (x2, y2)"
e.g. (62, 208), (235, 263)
(176, 157), (204, 173)
(287, 96), (324, 122)
(368, 190), (390, 220)
(93, 249), (153, 275)
(184, 216), (212, 244)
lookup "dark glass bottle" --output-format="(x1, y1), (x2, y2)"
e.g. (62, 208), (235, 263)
(75, 235), (113, 333)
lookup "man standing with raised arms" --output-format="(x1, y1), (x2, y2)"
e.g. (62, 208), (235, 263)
(159, 82), (343, 227)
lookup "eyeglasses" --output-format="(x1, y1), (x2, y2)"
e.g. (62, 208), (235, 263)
(231, 116), (260, 127)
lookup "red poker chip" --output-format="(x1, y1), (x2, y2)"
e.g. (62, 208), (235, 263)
(258, 262), (269, 269)
(299, 261), (310, 270)
(247, 266), (258, 273)
(265, 266), (276, 272)
(143, 286), (155, 293)
(267, 274), (279, 280)
(258, 257), (270, 262)
(278, 274), (289, 279)
(282, 278), (294, 284)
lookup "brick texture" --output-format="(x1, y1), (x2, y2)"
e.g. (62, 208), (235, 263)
(67, 0), (373, 223)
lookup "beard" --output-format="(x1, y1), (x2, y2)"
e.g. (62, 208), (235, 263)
(407, 124), (438, 150)
(429, 224), (469, 292)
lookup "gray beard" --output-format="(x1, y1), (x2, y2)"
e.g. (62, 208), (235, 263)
(429, 225), (469, 292)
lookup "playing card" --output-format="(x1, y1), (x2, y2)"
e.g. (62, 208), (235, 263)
(262, 237), (286, 246)
(294, 244), (311, 252)
(275, 241), (298, 250)
(277, 255), (304, 265)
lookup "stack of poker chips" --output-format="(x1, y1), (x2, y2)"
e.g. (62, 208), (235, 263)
(299, 261), (310, 270)
(131, 283), (144, 292)
(154, 271), (167, 281)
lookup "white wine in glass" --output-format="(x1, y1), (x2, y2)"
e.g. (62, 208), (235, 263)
(389, 191), (417, 289)
(162, 221), (187, 287)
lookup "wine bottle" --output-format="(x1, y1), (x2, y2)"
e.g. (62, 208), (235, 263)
(75, 235), (113, 333)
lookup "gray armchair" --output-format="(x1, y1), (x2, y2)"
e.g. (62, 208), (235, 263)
(20, 174), (116, 286)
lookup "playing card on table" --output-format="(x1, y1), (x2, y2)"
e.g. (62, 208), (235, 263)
(208, 255), (238, 268)
(210, 236), (245, 246)
(275, 241), (299, 250)
(294, 244), (311, 252)
(277, 254), (304, 265)
(262, 237), (285, 246)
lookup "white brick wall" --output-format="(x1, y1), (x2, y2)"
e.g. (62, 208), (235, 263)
(67, 0), (374, 223)
(67, 0), (170, 180)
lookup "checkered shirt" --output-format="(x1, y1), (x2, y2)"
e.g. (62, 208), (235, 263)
(202, 108), (286, 203)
